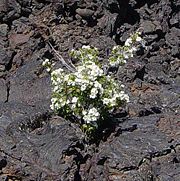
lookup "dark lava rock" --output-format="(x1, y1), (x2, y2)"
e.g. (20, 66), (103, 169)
(9, 33), (30, 49)
(165, 27), (180, 57)
(1, 0), (21, 22)
(0, 0), (179, 180)
(8, 58), (51, 109)
(0, 24), (9, 37)
(165, 27), (180, 47)
(141, 20), (157, 34)
(0, 115), (84, 180)
(0, 64), (6, 72)
(76, 8), (95, 19)
(0, 79), (7, 103)
(0, 0), (8, 14)
(79, 115), (180, 181)
(0, 46), (13, 67)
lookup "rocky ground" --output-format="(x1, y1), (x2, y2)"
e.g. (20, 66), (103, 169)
(0, 0), (179, 180)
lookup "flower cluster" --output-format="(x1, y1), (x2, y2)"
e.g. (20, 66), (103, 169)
(43, 32), (143, 135)
(109, 32), (144, 66)
(42, 58), (54, 72)
(49, 46), (129, 130)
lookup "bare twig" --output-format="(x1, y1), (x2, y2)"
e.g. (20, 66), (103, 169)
(48, 42), (76, 72)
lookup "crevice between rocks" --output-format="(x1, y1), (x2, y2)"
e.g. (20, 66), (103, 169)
(136, 144), (180, 171)
(102, 143), (180, 178)
(5, 52), (16, 71)
(5, 80), (10, 103)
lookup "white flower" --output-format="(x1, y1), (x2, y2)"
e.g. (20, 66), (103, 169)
(56, 68), (64, 73)
(83, 115), (92, 123)
(117, 57), (126, 64)
(109, 61), (118, 67)
(56, 77), (62, 83)
(109, 97), (116, 107)
(45, 58), (50, 63)
(120, 90), (125, 94)
(83, 107), (100, 123)
(64, 75), (69, 81)
(136, 36), (142, 42)
(123, 52), (130, 59)
(46, 67), (51, 72)
(94, 81), (103, 93)
(51, 98), (57, 104)
(113, 46), (118, 51)
(87, 54), (94, 60)
(122, 59), (127, 63)
(67, 79), (76, 86)
(75, 77), (82, 83)
(90, 88), (98, 99)
(53, 85), (59, 92)
(54, 102), (58, 109)
(103, 98), (109, 105)
(124, 95), (129, 102)
(82, 110), (87, 115)
(51, 68), (64, 77)
(42, 59), (50, 66)
(81, 84), (87, 91)
(131, 46), (137, 52)
(71, 104), (76, 109)
(94, 81), (99, 87)
(91, 116), (97, 121)
(50, 104), (54, 110)
(71, 48), (75, 53)
(108, 89), (113, 96)
(77, 66), (85, 73)
(125, 38), (132, 46)
(66, 99), (70, 104)
(90, 68), (103, 78)
(72, 97), (78, 103)
(82, 45), (90, 49)
(98, 68), (104, 76)
(89, 108), (99, 116)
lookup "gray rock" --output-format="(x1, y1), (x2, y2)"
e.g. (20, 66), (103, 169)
(165, 27), (180, 46)
(1, 0), (21, 22)
(0, 115), (83, 180)
(170, 12), (180, 26)
(0, 65), (5, 72)
(141, 21), (156, 34)
(81, 115), (179, 180)
(8, 59), (51, 108)
(0, 47), (13, 66)
(0, 24), (9, 37)
(0, 79), (7, 103)
(9, 33), (30, 48)
(0, 0), (179, 180)
(76, 8), (94, 19)
(0, 0), (7, 13)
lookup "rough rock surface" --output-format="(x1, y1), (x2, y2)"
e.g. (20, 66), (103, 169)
(0, 0), (179, 180)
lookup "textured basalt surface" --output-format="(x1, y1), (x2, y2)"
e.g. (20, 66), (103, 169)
(0, 0), (179, 180)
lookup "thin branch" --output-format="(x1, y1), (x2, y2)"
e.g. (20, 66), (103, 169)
(48, 42), (76, 72)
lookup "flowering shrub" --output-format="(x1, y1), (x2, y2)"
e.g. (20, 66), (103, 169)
(43, 32), (144, 136)
(109, 32), (144, 66)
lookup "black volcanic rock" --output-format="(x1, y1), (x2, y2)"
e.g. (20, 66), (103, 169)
(0, 0), (179, 180)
